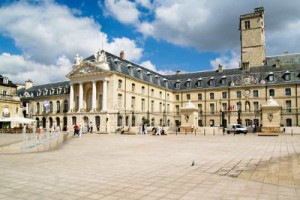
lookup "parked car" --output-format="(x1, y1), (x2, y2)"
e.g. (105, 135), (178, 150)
(225, 124), (248, 134)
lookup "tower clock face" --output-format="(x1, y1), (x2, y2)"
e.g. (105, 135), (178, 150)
(244, 89), (250, 96)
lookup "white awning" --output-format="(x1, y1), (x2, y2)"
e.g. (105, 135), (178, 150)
(0, 116), (35, 124)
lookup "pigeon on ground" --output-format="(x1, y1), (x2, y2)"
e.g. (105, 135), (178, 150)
(191, 161), (195, 166)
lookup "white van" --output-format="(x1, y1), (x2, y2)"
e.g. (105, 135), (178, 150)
(225, 124), (248, 134)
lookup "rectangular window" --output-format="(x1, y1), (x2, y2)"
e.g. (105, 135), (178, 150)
(2, 90), (7, 96)
(269, 89), (275, 97)
(131, 97), (135, 109)
(118, 80), (122, 89)
(159, 102), (162, 112)
(237, 91), (242, 99)
(198, 93), (202, 100)
(198, 104), (202, 114)
(222, 103), (227, 111)
(186, 94), (191, 100)
(151, 89), (154, 97)
(118, 94), (122, 109)
(176, 95), (179, 101)
(160, 92), (162, 99)
(141, 86), (145, 94)
(253, 102), (259, 112)
(210, 93), (214, 100)
(253, 90), (259, 97)
(132, 83), (135, 92)
(285, 88), (291, 96)
(151, 100), (154, 112)
(286, 100), (291, 113)
(222, 92), (227, 99)
(269, 75), (274, 82)
(245, 20), (250, 29)
(175, 105), (180, 115)
(167, 94), (169, 100)
(210, 103), (215, 114)
(141, 99), (145, 111)
(167, 104), (170, 113)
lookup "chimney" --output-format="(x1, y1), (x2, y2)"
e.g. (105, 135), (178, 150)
(25, 79), (33, 90)
(176, 70), (181, 75)
(218, 64), (224, 73)
(120, 51), (125, 60)
(284, 51), (289, 55)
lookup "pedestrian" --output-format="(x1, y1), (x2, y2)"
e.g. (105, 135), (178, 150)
(89, 123), (93, 133)
(78, 125), (82, 137)
(74, 124), (79, 136)
(142, 124), (145, 135)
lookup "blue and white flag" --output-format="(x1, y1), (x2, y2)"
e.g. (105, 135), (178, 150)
(43, 101), (50, 113)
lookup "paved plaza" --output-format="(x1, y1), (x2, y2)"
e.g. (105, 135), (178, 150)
(0, 133), (300, 200)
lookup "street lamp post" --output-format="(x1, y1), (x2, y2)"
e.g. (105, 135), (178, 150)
(237, 100), (242, 125)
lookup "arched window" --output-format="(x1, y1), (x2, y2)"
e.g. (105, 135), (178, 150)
(72, 116), (76, 125)
(125, 116), (129, 126)
(56, 101), (61, 113)
(117, 115), (122, 126)
(36, 102), (40, 114)
(56, 117), (60, 127)
(286, 118), (292, 127)
(36, 118), (40, 128)
(49, 101), (53, 113)
(49, 117), (53, 128)
(42, 117), (46, 128)
(132, 115), (135, 127)
(63, 100), (68, 112)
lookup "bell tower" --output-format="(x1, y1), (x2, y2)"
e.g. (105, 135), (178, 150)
(240, 7), (266, 67)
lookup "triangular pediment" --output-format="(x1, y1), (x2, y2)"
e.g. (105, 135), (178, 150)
(66, 61), (110, 78)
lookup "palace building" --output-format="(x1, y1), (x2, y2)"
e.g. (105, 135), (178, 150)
(17, 7), (300, 132)
(0, 75), (21, 128)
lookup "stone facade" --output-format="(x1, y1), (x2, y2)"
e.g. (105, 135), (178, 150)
(0, 75), (22, 128)
(16, 7), (300, 133)
(240, 7), (266, 67)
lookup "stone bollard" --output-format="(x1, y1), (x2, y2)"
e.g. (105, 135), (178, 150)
(204, 129), (206, 136)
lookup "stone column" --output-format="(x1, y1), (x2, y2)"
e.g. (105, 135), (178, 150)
(102, 79), (108, 112)
(69, 84), (74, 112)
(91, 81), (97, 112)
(79, 82), (83, 112)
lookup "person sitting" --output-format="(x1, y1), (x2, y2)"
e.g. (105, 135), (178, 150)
(156, 125), (161, 136)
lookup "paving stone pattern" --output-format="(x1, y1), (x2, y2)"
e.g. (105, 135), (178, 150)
(0, 134), (300, 200)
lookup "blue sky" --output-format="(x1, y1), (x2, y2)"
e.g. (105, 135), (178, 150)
(0, 0), (299, 84)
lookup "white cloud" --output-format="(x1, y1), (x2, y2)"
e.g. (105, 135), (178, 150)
(102, 0), (300, 55)
(0, 1), (144, 84)
(140, 60), (175, 75)
(0, 53), (72, 84)
(102, 0), (140, 25)
(210, 52), (240, 69)
(106, 37), (143, 61)
(135, 0), (152, 9)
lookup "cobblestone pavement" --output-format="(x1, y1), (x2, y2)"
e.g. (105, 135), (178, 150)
(0, 134), (300, 200)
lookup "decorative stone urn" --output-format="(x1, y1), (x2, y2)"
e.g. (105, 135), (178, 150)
(260, 97), (281, 135)
(180, 100), (198, 132)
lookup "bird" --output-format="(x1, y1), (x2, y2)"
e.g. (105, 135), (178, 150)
(191, 161), (195, 166)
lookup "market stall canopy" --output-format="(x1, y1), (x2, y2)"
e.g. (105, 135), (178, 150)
(0, 116), (35, 124)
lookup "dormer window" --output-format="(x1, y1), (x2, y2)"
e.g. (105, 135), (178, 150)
(127, 64), (133, 76)
(208, 77), (215, 86)
(114, 59), (121, 71)
(196, 78), (202, 87)
(220, 76), (226, 85)
(186, 79), (191, 88)
(43, 89), (48, 95)
(283, 71), (291, 81)
(175, 80), (180, 89)
(163, 78), (168, 88)
(3, 77), (8, 84)
(242, 62), (250, 72)
(267, 72), (274, 82)
(37, 89), (41, 96)
(147, 72), (152, 82)
(155, 75), (160, 85)
(137, 68), (142, 79)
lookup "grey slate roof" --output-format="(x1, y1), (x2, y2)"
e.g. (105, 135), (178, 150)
(17, 51), (300, 100)
(17, 81), (69, 99)
(0, 74), (17, 87)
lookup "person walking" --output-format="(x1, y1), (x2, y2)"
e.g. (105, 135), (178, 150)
(74, 124), (79, 136)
